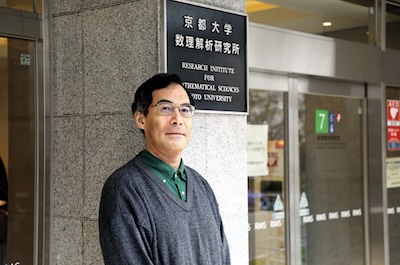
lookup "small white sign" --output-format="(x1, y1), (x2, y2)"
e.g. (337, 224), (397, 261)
(20, 54), (30, 65)
(247, 124), (269, 176)
(386, 157), (400, 188)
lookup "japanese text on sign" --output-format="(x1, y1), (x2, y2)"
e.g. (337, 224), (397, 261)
(176, 16), (241, 55)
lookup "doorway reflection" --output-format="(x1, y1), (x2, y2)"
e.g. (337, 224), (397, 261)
(248, 89), (286, 265)
(298, 93), (365, 265)
(0, 36), (36, 265)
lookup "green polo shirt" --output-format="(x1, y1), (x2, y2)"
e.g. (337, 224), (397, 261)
(141, 150), (187, 202)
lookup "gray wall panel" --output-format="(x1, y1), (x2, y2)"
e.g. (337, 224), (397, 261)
(249, 23), (382, 83)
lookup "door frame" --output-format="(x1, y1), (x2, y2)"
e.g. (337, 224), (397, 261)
(0, 6), (48, 263)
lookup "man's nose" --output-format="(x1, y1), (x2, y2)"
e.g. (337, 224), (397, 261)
(170, 107), (183, 125)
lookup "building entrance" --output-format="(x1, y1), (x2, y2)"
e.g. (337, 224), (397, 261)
(247, 73), (367, 265)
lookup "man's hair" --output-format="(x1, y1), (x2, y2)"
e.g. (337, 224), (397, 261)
(131, 73), (195, 116)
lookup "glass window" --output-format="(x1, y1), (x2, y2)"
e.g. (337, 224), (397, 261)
(37, 0), (42, 13)
(248, 89), (286, 265)
(0, 0), (39, 13)
(0, 37), (37, 264)
(385, 86), (400, 264)
(298, 93), (365, 264)
(246, 0), (372, 45)
(386, 3), (400, 50)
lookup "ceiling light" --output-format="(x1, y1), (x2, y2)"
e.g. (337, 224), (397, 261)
(323, 21), (332, 27)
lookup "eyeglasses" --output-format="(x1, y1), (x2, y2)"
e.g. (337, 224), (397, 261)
(151, 101), (195, 118)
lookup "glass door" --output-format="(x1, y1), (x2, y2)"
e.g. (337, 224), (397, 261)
(297, 78), (366, 265)
(248, 73), (288, 265)
(0, 36), (38, 265)
(248, 73), (367, 265)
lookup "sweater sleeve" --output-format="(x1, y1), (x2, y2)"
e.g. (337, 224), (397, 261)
(99, 173), (154, 265)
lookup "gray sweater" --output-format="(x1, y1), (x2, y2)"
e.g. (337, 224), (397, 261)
(99, 151), (231, 265)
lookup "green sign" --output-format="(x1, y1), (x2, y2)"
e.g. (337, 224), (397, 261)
(315, 109), (329, 133)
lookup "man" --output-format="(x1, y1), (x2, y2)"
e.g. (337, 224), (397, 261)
(99, 73), (230, 264)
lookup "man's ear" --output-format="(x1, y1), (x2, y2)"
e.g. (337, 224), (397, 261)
(134, 111), (146, 130)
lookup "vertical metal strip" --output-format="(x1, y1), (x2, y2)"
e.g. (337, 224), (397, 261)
(41, 0), (52, 262)
(363, 84), (371, 265)
(287, 76), (301, 265)
(381, 0), (386, 51)
(381, 84), (390, 265)
(35, 38), (46, 265)
(33, 38), (40, 265)
(367, 83), (389, 265)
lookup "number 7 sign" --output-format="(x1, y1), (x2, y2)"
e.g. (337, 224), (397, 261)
(315, 109), (329, 133)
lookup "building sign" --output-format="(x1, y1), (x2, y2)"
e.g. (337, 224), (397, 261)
(164, 0), (248, 113)
(387, 99), (400, 151)
(314, 108), (348, 171)
(315, 109), (341, 134)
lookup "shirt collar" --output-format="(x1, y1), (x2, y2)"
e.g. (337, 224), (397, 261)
(141, 150), (186, 181)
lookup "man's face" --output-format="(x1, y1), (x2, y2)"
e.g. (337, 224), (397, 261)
(135, 83), (193, 159)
